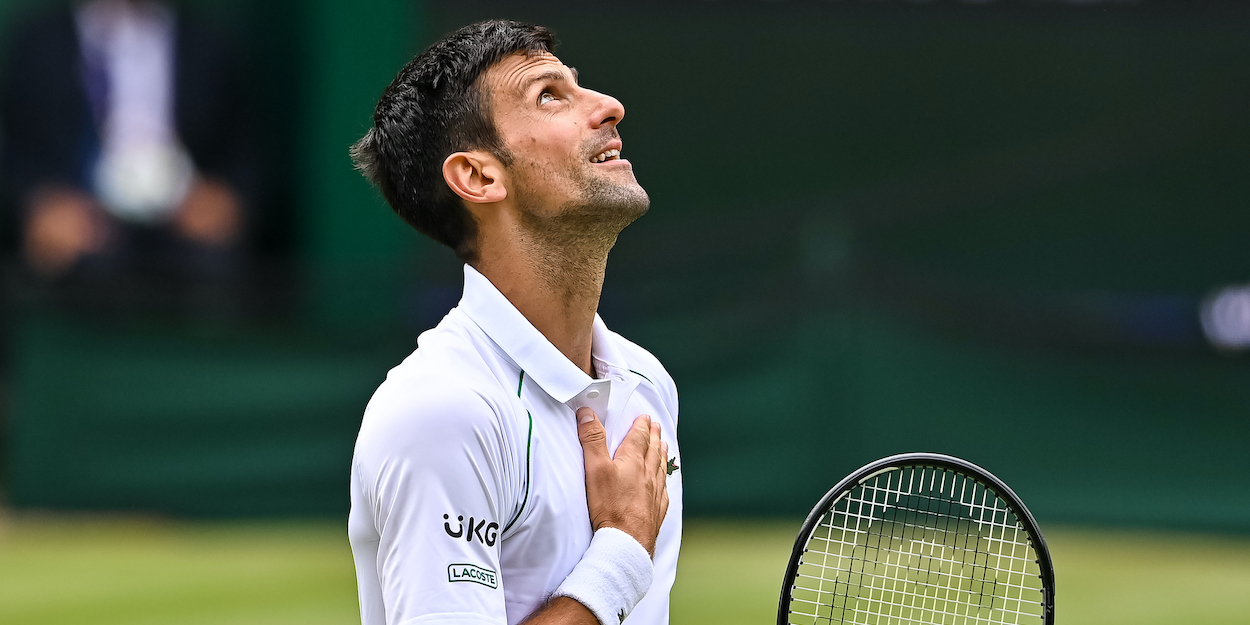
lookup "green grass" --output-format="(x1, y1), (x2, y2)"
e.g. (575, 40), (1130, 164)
(2, 514), (1249, 624)
(0, 515), (359, 625)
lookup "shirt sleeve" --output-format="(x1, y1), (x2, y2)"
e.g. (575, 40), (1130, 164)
(350, 380), (516, 625)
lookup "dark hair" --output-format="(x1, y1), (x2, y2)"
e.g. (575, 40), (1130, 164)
(350, 20), (555, 261)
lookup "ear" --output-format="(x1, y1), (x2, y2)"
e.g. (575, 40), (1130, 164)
(442, 151), (507, 205)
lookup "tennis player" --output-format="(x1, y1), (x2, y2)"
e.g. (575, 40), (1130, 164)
(346, 20), (682, 625)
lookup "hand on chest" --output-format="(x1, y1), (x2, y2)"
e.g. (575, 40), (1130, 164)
(564, 376), (678, 468)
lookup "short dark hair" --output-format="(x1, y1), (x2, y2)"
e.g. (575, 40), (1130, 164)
(351, 20), (555, 261)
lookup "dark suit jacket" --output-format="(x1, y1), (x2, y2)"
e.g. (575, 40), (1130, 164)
(0, 5), (258, 242)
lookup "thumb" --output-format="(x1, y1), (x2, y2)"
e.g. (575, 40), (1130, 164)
(576, 407), (610, 468)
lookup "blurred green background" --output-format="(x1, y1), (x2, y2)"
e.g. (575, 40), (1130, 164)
(1, 0), (1248, 623)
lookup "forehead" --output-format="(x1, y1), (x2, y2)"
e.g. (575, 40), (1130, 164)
(482, 51), (571, 102)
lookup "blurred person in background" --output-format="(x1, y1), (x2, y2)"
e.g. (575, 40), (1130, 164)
(0, 0), (256, 291)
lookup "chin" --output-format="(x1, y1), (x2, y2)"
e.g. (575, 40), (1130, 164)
(588, 180), (649, 222)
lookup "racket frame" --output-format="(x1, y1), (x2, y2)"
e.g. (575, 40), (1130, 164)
(776, 452), (1055, 625)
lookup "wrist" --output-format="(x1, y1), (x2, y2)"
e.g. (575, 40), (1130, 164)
(553, 527), (653, 625)
(594, 521), (655, 556)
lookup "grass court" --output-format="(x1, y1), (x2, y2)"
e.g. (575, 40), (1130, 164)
(1, 515), (1248, 625)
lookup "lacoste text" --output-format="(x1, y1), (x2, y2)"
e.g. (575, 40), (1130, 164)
(448, 563), (498, 589)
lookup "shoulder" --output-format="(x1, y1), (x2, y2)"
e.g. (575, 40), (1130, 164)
(360, 374), (500, 451)
(603, 327), (679, 410)
(355, 320), (519, 464)
(352, 358), (522, 516)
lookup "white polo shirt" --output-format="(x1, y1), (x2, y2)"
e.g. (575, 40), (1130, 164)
(348, 265), (683, 625)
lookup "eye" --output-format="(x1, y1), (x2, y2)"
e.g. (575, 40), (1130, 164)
(538, 91), (556, 105)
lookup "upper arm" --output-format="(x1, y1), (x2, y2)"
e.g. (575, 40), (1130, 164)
(351, 381), (516, 625)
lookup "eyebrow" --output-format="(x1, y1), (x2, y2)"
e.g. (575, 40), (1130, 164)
(518, 66), (579, 95)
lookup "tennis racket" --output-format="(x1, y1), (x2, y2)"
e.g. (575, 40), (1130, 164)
(777, 453), (1054, 625)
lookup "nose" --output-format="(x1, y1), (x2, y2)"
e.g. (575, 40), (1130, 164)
(587, 88), (625, 129)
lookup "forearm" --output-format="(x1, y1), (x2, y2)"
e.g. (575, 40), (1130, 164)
(519, 596), (599, 625)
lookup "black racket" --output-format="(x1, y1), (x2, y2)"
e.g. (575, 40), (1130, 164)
(778, 453), (1054, 625)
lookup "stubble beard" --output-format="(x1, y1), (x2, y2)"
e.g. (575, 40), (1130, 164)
(513, 160), (650, 297)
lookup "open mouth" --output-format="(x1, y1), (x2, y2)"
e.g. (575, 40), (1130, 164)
(590, 148), (621, 163)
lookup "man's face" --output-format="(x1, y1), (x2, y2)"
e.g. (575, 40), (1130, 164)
(481, 52), (649, 233)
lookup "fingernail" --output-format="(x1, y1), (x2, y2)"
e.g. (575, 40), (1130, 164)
(662, 442), (669, 456)
(578, 407), (595, 424)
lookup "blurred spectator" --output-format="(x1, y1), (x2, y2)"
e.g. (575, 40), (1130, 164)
(0, 0), (256, 288)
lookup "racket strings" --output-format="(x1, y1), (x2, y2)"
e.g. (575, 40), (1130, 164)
(787, 466), (1045, 625)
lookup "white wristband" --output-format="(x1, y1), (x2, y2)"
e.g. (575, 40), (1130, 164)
(553, 527), (654, 625)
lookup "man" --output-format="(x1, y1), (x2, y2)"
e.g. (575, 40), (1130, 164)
(347, 20), (681, 625)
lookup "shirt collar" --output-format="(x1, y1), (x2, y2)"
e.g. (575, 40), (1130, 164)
(458, 264), (626, 404)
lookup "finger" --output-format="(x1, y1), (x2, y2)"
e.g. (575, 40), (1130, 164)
(576, 407), (611, 470)
(644, 420), (662, 470)
(659, 480), (670, 523)
(615, 414), (652, 461)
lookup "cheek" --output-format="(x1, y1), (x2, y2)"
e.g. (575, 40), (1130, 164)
(522, 133), (583, 171)
(516, 118), (584, 153)
(510, 154), (564, 202)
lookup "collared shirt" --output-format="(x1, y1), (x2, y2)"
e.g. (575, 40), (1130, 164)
(349, 265), (682, 625)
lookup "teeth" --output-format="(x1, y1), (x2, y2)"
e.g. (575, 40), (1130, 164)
(591, 149), (620, 163)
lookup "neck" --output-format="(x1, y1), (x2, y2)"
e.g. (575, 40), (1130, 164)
(473, 220), (616, 378)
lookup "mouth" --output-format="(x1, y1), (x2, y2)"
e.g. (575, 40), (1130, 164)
(590, 148), (622, 164)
